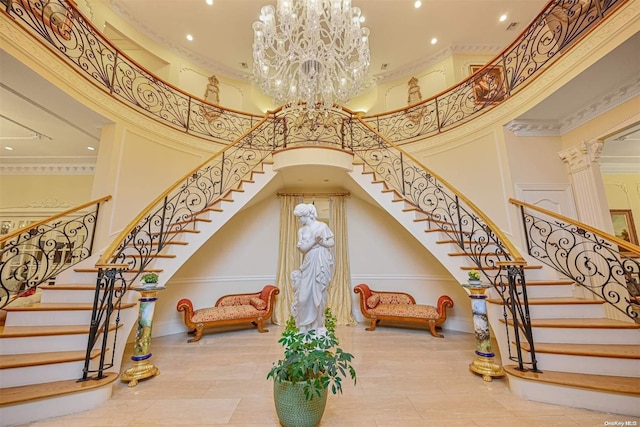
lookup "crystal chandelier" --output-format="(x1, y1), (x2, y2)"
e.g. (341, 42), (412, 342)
(252, 0), (370, 116)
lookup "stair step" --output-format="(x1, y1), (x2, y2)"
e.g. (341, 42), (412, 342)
(461, 265), (543, 270)
(0, 372), (117, 406)
(504, 365), (640, 396)
(3, 302), (137, 327)
(74, 268), (163, 273)
(0, 349), (100, 369)
(0, 324), (120, 338)
(150, 229), (200, 236)
(449, 252), (503, 257)
(487, 297), (603, 305)
(202, 206), (224, 213)
(503, 317), (640, 329)
(501, 317), (640, 344)
(520, 342), (640, 359)
(129, 253), (176, 259)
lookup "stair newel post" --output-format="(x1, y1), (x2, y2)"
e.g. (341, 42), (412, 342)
(507, 263), (540, 372)
(81, 265), (121, 381)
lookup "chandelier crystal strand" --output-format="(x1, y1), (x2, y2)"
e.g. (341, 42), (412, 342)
(252, 0), (370, 116)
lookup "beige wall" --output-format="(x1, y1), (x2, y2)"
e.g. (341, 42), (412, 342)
(0, 175), (93, 209)
(156, 194), (472, 337)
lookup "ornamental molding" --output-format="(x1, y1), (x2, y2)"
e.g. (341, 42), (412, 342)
(0, 164), (96, 175)
(108, 0), (251, 82)
(600, 163), (640, 174)
(0, 16), (227, 154)
(506, 77), (640, 137)
(376, 44), (502, 83)
(558, 140), (604, 172)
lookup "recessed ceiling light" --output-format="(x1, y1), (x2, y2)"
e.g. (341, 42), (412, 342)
(499, 14), (508, 22)
(206, 0), (213, 5)
(4, 146), (13, 151)
(430, 38), (437, 45)
(87, 146), (95, 151)
(186, 34), (193, 41)
(414, 1), (422, 8)
(359, 16), (365, 23)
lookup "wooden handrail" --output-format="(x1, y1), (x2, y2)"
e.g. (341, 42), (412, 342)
(0, 195), (112, 244)
(509, 198), (640, 256)
(96, 114), (273, 265)
(355, 114), (526, 264)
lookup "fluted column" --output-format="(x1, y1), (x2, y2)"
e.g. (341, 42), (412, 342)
(558, 139), (611, 232)
(559, 140), (627, 320)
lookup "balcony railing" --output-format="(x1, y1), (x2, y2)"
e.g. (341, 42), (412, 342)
(361, 0), (626, 144)
(2, 0), (627, 146)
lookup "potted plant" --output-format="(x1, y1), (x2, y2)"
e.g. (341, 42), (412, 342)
(267, 308), (356, 427)
(468, 269), (482, 285)
(140, 273), (159, 288)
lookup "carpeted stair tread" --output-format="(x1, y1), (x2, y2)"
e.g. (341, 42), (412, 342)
(0, 349), (100, 369)
(0, 372), (117, 406)
(504, 365), (640, 395)
(520, 342), (640, 359)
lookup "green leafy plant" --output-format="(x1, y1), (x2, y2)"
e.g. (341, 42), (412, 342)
(468, 269), (481, 281)
(267, 308), (356, 400)
(141, 273), (159, 283)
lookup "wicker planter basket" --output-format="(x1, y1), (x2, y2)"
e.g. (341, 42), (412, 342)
(273, 380), (328, 427)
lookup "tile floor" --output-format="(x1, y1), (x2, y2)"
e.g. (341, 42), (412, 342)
(20, 324), (639, 426)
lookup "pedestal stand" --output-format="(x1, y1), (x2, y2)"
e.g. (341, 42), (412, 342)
(462, 283), (505, 382)
(121, 285), (164, 387)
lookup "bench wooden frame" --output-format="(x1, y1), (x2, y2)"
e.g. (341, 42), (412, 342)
(176, 285), (279, 342)
(354, 283), (454, 338)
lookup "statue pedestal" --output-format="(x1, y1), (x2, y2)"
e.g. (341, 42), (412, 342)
(462, 284), (505, 382)
(121, 285), (164, 387)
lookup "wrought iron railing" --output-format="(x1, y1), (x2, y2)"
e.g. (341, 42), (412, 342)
(351, 116), (538, 371)
(3, 0), (262, 145)
(2, 0), (627, 148)
(83, 116), (283, 379)
(361, 0), (626, 144)
(0, 196), (111, 309)
(511, 198), (640, 321)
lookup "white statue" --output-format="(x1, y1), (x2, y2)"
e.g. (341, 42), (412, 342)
(291, 203), (335, 333)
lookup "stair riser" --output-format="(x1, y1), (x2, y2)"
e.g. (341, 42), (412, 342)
(0, 360), (86, 387)
(525, 286), (574, 299)
(0, 385), (113, 427)
(40, 289), (98, 304)
(527, 304), (604, 319)
(527, 352), (640, 377)
(1, 334), (91, 355)
(4, 310), (93, 327)
(527, 327), (640, 345)
(508, 375), (640, 417)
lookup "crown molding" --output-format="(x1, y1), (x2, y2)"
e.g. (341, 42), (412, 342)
(375, 44), (502, 83)
(0, 164), (96, 175)
(506, 76), (640, 137)
(600, 162), (640, 174)
(108, 0), (251, 82)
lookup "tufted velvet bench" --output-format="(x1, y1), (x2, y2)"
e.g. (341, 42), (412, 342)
(354, 283), (454, 338)
(176, 285), (279, 342)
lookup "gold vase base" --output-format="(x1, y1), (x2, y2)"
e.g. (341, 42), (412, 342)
(469, 356), (505, 382)
(120, 360), (160, 387)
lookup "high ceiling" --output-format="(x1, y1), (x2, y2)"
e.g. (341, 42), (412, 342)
(0, 0), (637, 172)
(106, 0), (548, 82)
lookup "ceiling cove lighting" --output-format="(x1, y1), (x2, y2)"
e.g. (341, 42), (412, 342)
(252, 0), (371, 117)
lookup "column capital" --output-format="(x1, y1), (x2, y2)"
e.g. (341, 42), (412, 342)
(558, 140), (604, 173)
